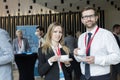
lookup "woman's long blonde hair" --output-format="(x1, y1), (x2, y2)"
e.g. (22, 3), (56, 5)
(42, 22), (69, 54)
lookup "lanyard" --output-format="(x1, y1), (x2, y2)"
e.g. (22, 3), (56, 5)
(84, 27), (99, 54)
(56, 47), (62, 66)
(57, 47), (61, 56)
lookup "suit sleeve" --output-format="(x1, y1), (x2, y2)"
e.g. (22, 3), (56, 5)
(38, 48), (51, 76)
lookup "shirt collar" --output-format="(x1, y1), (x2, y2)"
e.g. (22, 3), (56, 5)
(51, 43), (62, 49)
(58, 43), (62, 48)
(86, 25), (98, 35)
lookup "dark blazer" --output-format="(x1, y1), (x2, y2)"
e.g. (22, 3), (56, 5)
(113, 34), (120, 48)
(13, 37), (30, 54)
(38, 47), (72, 80)
(111, 34), (120, 80)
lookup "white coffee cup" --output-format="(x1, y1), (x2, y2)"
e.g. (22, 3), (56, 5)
(77, 49), (86, 61)
(78, 49), (86, 55)
(60, 55), (69, 62)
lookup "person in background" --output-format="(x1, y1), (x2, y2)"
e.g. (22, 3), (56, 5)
(34, 26), (45, 79)
(74, 6), (120, 80)
(75, 31), (81, 40)
(38, 22), (72, 80)
(13, 30), (30, 54)
(35, 26), (45, 48)
(64, 30), (81, 80)
(111, 24), (120, 80)
(112, 24), (120, 47)
(0, 28), (14, 80)
(64, 30), (77, 55)
(115, 24), (120, 40)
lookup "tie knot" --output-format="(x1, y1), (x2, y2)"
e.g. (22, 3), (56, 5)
(88, 33), (92, 37)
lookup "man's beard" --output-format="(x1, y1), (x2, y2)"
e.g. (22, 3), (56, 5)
(85, 22), (97, 29)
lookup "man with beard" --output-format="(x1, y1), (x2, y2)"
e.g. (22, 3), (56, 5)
(73, 6), (120, 80)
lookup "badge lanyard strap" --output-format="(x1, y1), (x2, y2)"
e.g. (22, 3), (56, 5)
(56, 47), (62, 66)
(57, 47), (61, 56)
(57, 47), (65, 80)
(84, 27), (99, 54)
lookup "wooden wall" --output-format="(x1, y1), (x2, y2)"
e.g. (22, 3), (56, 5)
(0, 11), (104, 39)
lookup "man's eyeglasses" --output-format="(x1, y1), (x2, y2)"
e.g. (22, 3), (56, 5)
(81, 14), (95, 20)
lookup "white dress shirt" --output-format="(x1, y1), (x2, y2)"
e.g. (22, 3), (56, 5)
(18, 40), (25, 54)
(38, 37), (44, 48)
(75, 25), (120, 76)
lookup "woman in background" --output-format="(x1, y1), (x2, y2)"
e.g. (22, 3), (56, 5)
(13, 30), (30, 54)
(38, 22), (72, 80)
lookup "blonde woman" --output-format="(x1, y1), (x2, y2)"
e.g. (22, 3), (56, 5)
(38, 22), (72, 80)
(13, 30), (30, 54)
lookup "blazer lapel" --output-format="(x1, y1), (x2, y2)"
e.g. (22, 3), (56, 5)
(60, 48), (66, 55)
(16, 38), (19, 50)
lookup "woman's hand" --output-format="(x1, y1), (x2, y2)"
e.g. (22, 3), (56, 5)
(61, 58), (72, 65)
(63, 61), (72, 67)
(48, 55), (60, 63)
(63, 61), (71, 65)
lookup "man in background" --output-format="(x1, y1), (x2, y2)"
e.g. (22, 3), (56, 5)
(111, 24), (120, 80)
(0, 28), (14, 80)
(35, 26), (45, 48)
(64, 30), (81, 80)
(35, 26), (45, 79)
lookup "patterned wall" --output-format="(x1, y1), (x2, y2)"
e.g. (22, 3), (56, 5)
(0, 11), (104, 39)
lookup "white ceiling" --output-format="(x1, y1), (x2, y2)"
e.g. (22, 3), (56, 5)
(0, 0), (57, 16)
(36, 0), (120, 12)
(0, 0), (120, 16)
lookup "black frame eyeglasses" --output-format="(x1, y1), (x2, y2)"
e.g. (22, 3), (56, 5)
(81, 14), (95, 20)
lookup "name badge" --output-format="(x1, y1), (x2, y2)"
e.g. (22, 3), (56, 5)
(60, 71), (65, 80)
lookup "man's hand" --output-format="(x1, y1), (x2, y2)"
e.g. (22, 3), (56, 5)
(73, 48), (80, 56)
(84, 56), (95, 64)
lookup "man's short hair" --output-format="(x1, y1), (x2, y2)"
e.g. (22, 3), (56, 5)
(36, 26), (44, 32)
(81, 6), (99, 16)
(113, 24), (120, 31)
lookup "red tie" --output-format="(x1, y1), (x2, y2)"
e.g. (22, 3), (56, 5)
(57, 47), (61, 56)
(57, 47), (62, 66)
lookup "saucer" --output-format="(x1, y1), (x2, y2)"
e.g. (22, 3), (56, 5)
(60, 55), (72, 62)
